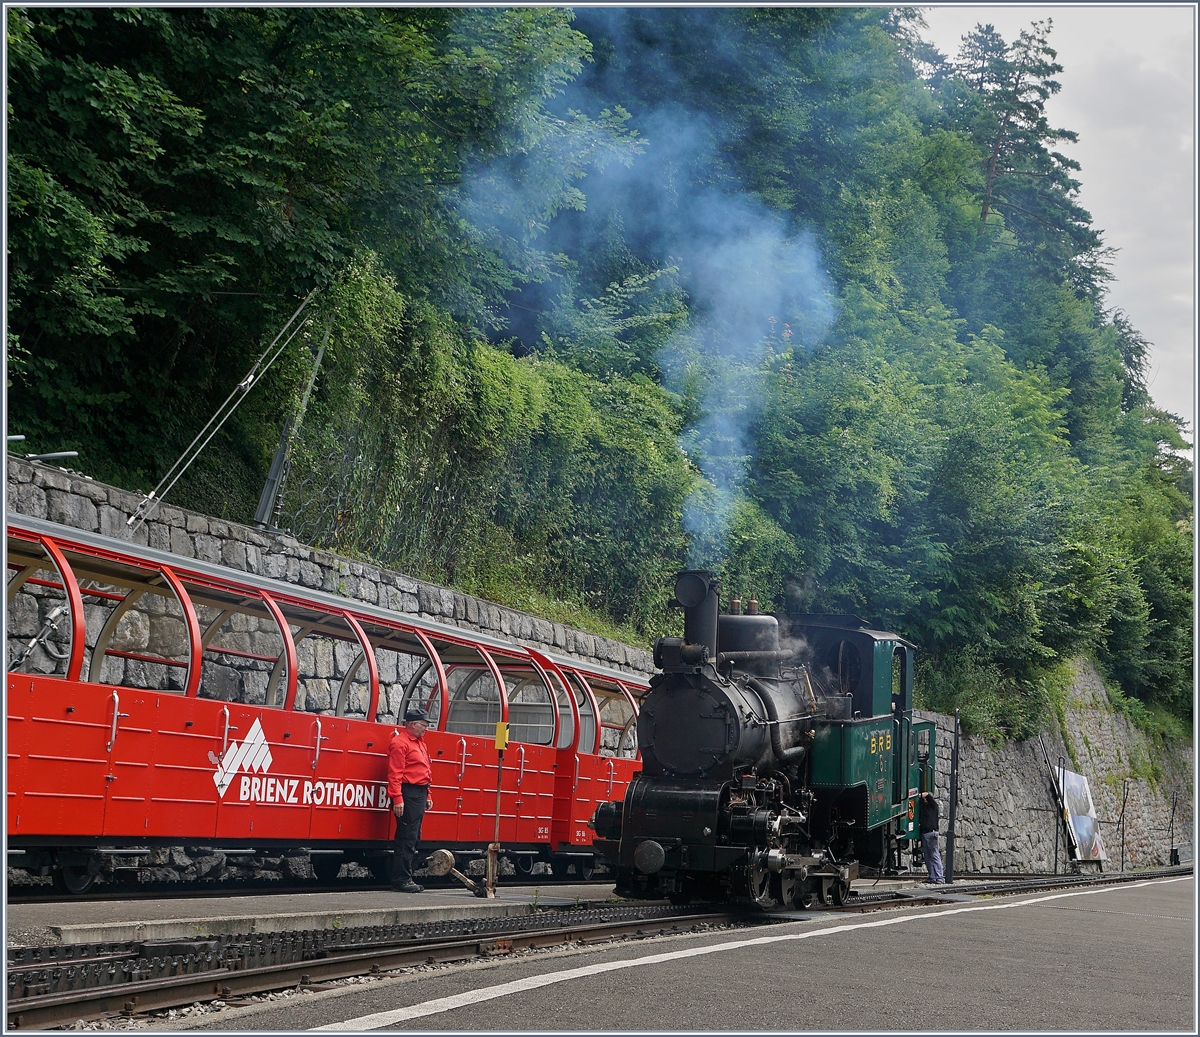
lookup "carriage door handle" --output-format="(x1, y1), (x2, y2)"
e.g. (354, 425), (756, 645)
(516, 745), (526, 788)
(221, 706), (232, 756)
(106, 690), (130, 752)
(573, 754), (580, 791)
(458, 738), (467, 782)
(606, 758), (615, 797)
(312, 718), (329, 769)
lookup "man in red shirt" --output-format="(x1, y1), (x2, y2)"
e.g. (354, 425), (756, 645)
(387, 706), (434, 892)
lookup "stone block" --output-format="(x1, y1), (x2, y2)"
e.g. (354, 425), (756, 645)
(299, 678), (332, 712)
(69, 478), (108, 503)
(12, 482), (47, 520)
(222, 540), (248, 571)
(111, 610), (151, 653)
(148, 615), (189, 659)
(158, 505), (186, 528)
(169, 527), (196, 558)
(194, 535), (222, 564)
(7, 592), (39, 638)
(148, 523), (171, 552)
(205, 664), (244, 702)
(184, 513), (209, 534)
(263, 552), (287, 579)
(46, 489), (98, 531)
(98, 505), (130, 539)
(34, 468), (72, 491)
(297, 561), (322, 588)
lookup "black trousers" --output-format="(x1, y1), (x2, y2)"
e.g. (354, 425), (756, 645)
(391, 784), (429, 885)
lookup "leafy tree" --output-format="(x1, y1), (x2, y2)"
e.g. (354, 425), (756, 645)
(8, 7), (1191, 724)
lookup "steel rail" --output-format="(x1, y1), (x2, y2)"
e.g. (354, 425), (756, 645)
(6, 907), (749, 1030)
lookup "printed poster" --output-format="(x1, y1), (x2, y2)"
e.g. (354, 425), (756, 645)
(1055, 767), (1108, 861)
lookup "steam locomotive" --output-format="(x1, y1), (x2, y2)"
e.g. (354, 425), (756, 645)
(591, 570), (935, 908)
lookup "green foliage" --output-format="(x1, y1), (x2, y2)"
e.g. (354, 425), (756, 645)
(8, 8), (1191, 721)
(276, 254), (693, 636)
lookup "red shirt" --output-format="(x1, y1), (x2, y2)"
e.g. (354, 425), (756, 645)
(387, 728), (432, 797)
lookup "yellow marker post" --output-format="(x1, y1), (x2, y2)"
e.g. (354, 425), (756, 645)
(486, 722), (509, 897)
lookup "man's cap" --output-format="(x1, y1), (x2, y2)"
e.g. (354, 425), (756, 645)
(403, 706), (429, 723)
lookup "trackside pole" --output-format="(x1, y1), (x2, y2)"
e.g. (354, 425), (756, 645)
(486, 721), (509, 898)
(945, 709), (959, 883)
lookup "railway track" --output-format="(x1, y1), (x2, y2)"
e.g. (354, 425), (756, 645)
(7, 865), (1190, 1030)
(5, 903), (753, 1030)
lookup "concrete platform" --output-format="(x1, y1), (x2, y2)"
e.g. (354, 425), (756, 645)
(5, 883), (611, 947)
(6, 875), (933, 947)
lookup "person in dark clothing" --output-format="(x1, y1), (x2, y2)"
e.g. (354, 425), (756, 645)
(387, 706), (434, 892)
(919, 791), (944, 884)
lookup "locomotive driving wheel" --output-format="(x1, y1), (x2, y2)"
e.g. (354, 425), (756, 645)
(793, 879), (817, 910)
(747, 856), (775, 907)
(830, 878), (850, 906)
(776, 869), (798, 909)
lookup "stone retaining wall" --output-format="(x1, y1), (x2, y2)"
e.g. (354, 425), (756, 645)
(917, 659), (1193, 874)
(6, 457), (654, 678)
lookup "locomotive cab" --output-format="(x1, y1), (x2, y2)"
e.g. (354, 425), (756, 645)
(593, 570), (923, 909)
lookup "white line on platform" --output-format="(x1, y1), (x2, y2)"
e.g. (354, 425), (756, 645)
(312, 876), (1190, 1031)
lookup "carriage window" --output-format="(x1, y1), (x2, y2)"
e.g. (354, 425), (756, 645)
(564, 672), (597, 754)
(591, 677), (638, 759)
(289, 616), (371, 716)
(7, 539), (75, 677)
(183, 586), (289, 706)
(547, 671), (575, 749)
(439, 643), (503, 738)
(496, 663), (555, 746)
(377, 634), (442, 728)
(7, 536), (194, 693)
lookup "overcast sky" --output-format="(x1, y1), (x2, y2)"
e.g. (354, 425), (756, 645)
(919, 4), (1196, 436)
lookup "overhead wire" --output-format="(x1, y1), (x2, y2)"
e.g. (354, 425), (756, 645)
(127, 288), (319, 533)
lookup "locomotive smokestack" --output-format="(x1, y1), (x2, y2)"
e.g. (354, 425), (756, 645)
(674, 570), (720, 659)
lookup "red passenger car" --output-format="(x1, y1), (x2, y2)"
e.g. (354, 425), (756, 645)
(6, 516), (645, 892)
